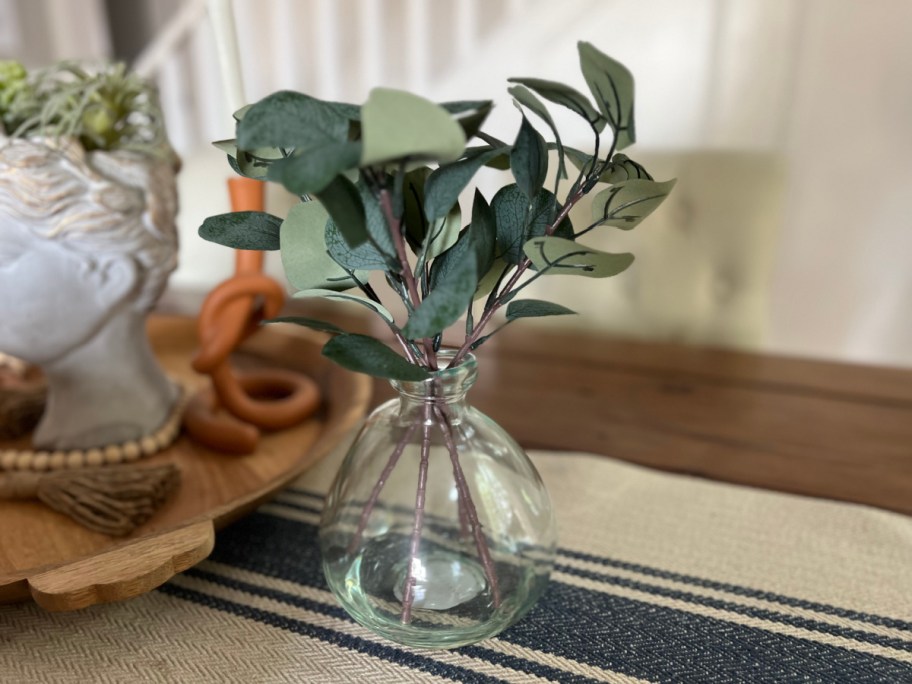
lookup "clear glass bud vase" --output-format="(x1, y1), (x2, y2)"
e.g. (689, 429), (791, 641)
(320, 351), (557, 649)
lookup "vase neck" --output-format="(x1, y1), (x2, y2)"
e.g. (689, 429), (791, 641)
(390, 352), (477, 417)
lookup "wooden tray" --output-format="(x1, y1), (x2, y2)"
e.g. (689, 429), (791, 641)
(0, 315), (371, 611)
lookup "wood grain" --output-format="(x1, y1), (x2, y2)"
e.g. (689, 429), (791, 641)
(162, 289), (912, 514)
(0, 316), (371, 610)
(374, 325), (912, 517)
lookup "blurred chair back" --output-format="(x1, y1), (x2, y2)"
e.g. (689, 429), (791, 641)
(523, 151), (786, 349)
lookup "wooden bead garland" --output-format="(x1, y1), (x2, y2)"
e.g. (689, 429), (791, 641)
(0, 387), (187, 472)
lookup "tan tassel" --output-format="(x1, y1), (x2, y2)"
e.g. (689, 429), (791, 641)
(0, 464), (180, 536)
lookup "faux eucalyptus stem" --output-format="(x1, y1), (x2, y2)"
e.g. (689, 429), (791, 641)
(346, 421), (419, 555)
(379, 187), (438, 370)
(400, 400), (433, 624)
(434, 403), (502, 608)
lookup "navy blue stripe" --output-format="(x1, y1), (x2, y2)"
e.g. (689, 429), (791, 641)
(285, 485), (912, 632)
(202, 511), (912, 684)
(559, 547), (912, 633)
(555, 563), (912, 652)
(261, 499), (911, 649)
(159, 582), (506, 684)
(183, 566), (604, 684)
(270, 498), (323, 516)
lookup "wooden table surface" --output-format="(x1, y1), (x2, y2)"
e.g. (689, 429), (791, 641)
(159, 292), (912, 517)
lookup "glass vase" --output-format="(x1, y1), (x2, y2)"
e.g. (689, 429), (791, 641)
(319, 351), (557, 649)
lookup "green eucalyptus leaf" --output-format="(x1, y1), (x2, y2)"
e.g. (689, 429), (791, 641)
(553, 146), (653, 183)
(469, 189), (496, 277)
(440, 100), (493, 140)
(506, 299), (576, 321)
(403, 252), (477, 339)
(508, 84), (567, 180)
(425, 202), (462, 260)
(232, 105), (252, 122)
(293, 289), (394, 323)
(280, 202), (361, 290)
(578, 41), (635, 150)
(491, 185), (573, 264)
(198, 211), (282, 251)
(361, 88), (466, 165)
(233, 146), (285, 180)
(314, 174), (369, 247)
(326, 217), (393, 271)
(357, 182), (397, 262)
(474, 258), (508, 301)
(601, 153), (653, 183)
(510, 115), (548, 200)
(237, 91), (350, 150)
(507, 77), (605, 131)
(267, 140), (362, 195)
(212, 138), (237, 155)
(463, 145), (512, 170)
(523, 236), (634, 278)
(262, 316), (347, 335)
(590, 178), (676, 230)
(423, 146), (509, 221)
(403, 166), (431, 250)
(323, 334), (430, 381)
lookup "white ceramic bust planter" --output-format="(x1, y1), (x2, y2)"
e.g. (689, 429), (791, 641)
(0, 135), (180, 450)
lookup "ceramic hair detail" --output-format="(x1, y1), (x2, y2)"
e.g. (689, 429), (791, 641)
(0, 136), (178, 310)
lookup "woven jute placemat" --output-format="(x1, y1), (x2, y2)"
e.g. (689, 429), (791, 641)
(2, 443), (910, 683)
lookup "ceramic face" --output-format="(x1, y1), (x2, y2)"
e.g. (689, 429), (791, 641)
(0, 221), (111, 365)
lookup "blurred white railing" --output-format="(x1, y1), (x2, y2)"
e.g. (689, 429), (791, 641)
(133, 0), (541, 155)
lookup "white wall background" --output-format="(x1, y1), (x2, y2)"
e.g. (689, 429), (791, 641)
(2, 0), (911, 367)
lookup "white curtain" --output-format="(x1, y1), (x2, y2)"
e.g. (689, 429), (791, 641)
(0, 0), (110, 65)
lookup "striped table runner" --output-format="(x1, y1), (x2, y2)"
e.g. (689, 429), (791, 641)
(2, 447), (911, 683)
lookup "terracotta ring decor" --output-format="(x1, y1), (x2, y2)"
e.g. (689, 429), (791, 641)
(183, 178), (321, 454)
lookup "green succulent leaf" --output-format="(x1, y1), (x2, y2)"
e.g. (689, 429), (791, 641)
(578, 41), (635, 150)
(292, 289), (394, 323)
(510, 115), (548, 200)
(507, 77), (605, 132)
(323, 334), (430, 381)
(523, 236), (634, 278)
(361, 88), (466, 165)
(262, 316), (347, 335)
(423, 145), (509, 222)
(237, 91), (350, 150)
(280, 202), (362, 291)
(491, 185), (573, 264)
(267, 140), (362, 195)
(314, 174), (369, 248)
(198, 211), (282, 251)
(508, 84), (567, 180)
(590, 178), (676, 230)
(505, 299), (576, 321)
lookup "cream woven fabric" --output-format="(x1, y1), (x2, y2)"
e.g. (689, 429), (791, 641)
(1, 448), (910, 683)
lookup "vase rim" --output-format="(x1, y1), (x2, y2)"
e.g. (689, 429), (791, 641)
(390, 349), (477, 398)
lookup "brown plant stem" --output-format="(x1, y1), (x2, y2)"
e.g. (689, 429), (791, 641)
(378, 188), (438, 370)
(433, 404), (502, 608)
(449, 187), (587, 367)
(346, 421), (420, 555)
(400, 400), (433, 624)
